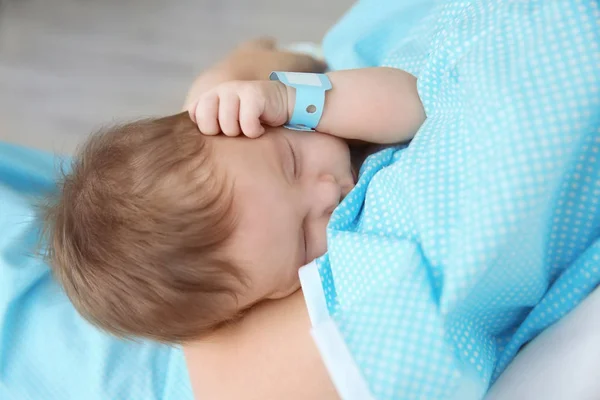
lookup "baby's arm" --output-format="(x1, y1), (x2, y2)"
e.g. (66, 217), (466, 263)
(188, 67), (425, 144)
(301, 67), (425, 144)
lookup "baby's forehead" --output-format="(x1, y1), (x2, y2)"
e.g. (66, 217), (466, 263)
(209, 126), (288, 149)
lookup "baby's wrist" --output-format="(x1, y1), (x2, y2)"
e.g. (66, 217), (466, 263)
(282, 83), (295, 124)
(268, 80), (295, 125)
(267, 80), (295, 128)
(268, 72), (332, 131)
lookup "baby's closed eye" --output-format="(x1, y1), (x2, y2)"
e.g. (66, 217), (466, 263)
(285, 138), (300, 180)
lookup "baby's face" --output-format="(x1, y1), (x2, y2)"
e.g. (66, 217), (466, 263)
(210, 127), (355, 307)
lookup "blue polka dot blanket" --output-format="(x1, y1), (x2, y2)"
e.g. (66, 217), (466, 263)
(0, 143), (193, 400)
(299, 1), (600, 399)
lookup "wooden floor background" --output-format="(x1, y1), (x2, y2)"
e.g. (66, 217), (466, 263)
(0, 0), (351, 154)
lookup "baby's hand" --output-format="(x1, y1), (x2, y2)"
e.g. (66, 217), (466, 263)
(187, 80), (288, 138)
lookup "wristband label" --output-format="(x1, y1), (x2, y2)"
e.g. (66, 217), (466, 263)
(284, 72), (323, 87)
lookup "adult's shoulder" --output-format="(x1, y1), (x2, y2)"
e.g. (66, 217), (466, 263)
(184, 291), (339, 400)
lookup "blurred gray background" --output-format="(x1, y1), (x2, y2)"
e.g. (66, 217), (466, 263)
(0, 0), (351, 154)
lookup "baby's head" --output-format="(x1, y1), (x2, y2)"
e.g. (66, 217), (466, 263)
(44, 112), (355, 342)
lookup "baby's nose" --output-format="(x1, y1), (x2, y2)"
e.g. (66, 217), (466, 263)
(312, 174), (342, 216)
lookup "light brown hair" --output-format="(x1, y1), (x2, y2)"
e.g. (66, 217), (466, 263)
(43, 112), (244, 343)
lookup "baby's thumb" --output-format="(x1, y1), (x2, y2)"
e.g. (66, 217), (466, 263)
(244, 126), (265, 139)
(239, 105), (266, 138)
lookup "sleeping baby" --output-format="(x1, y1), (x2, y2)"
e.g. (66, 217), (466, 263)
(43, 61), (425, 342)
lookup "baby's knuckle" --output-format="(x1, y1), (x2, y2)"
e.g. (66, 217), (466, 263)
(237, 82), (256, 98)
(227, 80), (245, 92)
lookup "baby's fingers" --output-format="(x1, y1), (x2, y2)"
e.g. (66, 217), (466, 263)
(218, 91), (241, 136)
(239, 95), (265, 138)
(187, 99), (199, 123)
(194, 93), (220, 135)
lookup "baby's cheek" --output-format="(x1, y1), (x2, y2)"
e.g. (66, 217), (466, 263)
(307, 217), (329, 262)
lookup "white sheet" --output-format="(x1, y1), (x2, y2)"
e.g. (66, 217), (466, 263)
(302, 257), (600, 399)
(486, 284), (600, 400)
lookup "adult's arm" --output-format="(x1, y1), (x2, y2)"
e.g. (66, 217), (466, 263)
(183, 38), (326, 109)
(182, 41), (334, 399)
(184, 290), (339, 400)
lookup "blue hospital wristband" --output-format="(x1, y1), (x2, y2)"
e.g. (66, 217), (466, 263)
(269, 71), (332, 131)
